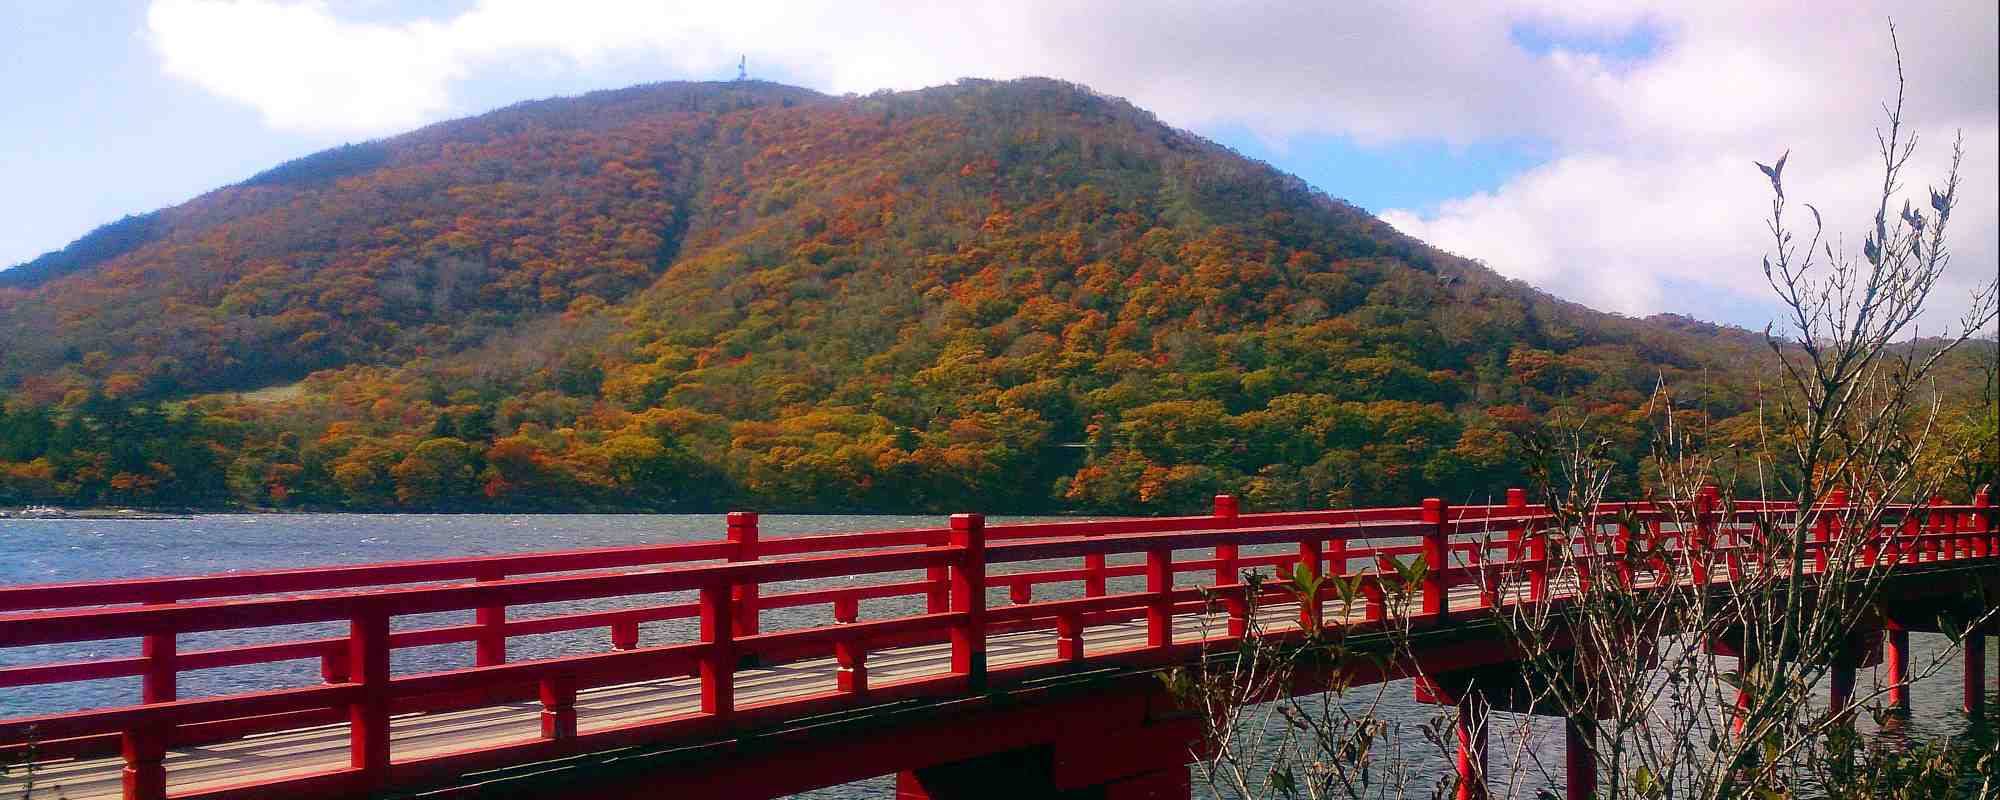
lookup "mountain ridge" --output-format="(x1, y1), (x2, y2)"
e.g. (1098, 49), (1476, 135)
(0, 77), (1983, 513)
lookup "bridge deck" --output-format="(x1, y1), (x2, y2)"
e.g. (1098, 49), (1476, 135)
(3, 590), (1499, 800)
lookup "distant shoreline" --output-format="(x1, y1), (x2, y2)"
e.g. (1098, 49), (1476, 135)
(0, 507), (196, 520)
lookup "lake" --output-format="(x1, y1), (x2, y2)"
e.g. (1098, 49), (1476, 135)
(1, 514), (1991, 798)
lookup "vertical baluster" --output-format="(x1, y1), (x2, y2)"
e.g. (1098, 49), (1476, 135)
(836, 639), (868, 695)
(1084, 527), (1108, 598)
(1421, 498), (1449, 623)
(474, 571), (506, 667)
(141, 598), (176, 704)
(728, 512), (761, 636)
(610, 618), (640, 651)
(1692, 486), (1717, 585)
(1213, 494), (1240, 586)
(1057, 612), (1085, 661)
(120, 722), (169, 800)
(1297, 537), (1322, 630)
(700, 583), (734, 719)
(1514, 490), (1546, 602)
(538, 676), (577, 741)
(348, 607), (392, 788)
(1146, 547), (1173, 650)
(1328, 536), (1349, 618)
(950, 514), (987, 691)
(1975, 489), (1992, 558)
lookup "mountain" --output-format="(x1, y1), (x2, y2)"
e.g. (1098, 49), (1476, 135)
(0, 79), (1985, 512)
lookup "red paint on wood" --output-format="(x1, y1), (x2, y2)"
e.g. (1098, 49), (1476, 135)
(1565, 716), (1595, 800)
(1886, 626), (1910, 710)
(1145, 548), (1172, 649)
(951, 514), (987, 689)
(1422, 499), (1448, 623)
(728, 512), (761, 637)
(1213, 494), (1240, 587)
(539, 675), (577, 741)
(120, 723), (168, 800)
(699, 584), (734, 717)
(348, 611), (391, 786)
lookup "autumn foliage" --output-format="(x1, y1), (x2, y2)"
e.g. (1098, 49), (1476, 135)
(0, 79), (1988, 512)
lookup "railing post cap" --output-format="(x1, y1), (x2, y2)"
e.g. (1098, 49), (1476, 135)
(1975, 487), (1991, 506)
(726, 511), (758, 524)
(951, 512), (984, 528)
(1213, 494), (1239, 516)
(1505, 487), (1526, 505)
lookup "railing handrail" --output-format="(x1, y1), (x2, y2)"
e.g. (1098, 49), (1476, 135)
(0, 491), (1990, 800)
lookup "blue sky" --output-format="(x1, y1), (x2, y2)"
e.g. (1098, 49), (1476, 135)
(2, 2), (1993, 334)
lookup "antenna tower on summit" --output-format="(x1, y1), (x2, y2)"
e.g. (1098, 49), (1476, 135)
(736, 56), (747, 81)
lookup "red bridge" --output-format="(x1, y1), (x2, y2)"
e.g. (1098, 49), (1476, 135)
(2, 491), (1995, 800)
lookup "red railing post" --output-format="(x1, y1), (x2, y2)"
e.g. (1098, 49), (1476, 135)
(727, 512), (760, 637)
(120, 722), (169, 800)
(1223, 593), (1248, 638)
(610, 618), (640, 650)
(834, 595), (860, 624)
(474, 570), (506, 667)
(1565, 716), (1596, 800)
(1975, 488), (1992, 558)
(1514, 490), (1546, 602)
(348, 607), (392, 787)
(836, 639), (868, 695)
(1813, 490), (1840, 573)
(539, 675), (577, 741)
(1084, 530), (1108, 598)
(928, 524), (953, 613)
(950, 513), (987, 690)
(1146, 546), (1174, 649)
(1057, 612), (1085, 662)
(1297, 536), (1323, 630)
(1692, 486), (1717, 585)
(140, 598), (176, 704)
(1214, 494), (1241, 586)
(1008, 582), (1032, 605)
(1421, 498), (1449, 623)
(700, 582), (735, 718)
(321, 646), (350, 683)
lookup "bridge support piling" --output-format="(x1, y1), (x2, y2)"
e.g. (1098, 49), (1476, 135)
(1564, 716), (1596, 800)
(893, 719), (1196, 800)
(1453, 695), (1489, 800)
(1886, 626), (1911, 711)
(1829, 663), (1856, 722)
(1966, 634), (1986, 715)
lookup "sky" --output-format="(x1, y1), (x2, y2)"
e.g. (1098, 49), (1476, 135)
(1, 1), (1994, 335)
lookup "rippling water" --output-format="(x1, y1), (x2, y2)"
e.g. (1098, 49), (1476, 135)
(0, 514), (1991, 798)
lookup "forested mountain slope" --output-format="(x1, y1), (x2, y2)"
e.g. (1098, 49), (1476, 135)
(0, 79), (1986, 512)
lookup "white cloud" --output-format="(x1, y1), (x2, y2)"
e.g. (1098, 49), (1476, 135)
(144, 0), (1997, 332)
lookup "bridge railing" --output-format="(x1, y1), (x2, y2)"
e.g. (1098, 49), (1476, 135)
(0, 491), (1991, 800)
